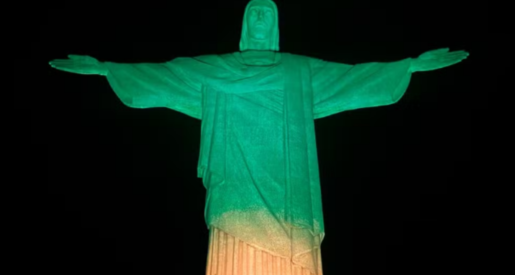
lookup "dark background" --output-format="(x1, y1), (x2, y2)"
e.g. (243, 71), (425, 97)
(30, 0), (488, 274)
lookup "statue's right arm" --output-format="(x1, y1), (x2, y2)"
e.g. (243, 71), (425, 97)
(50, 54), (203, 119)
(49, 55), (108, 76)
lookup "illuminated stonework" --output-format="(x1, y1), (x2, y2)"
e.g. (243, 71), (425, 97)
(48, 0), (468, 274)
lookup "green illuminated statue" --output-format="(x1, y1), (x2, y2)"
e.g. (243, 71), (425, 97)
(49, 0), (468, 274)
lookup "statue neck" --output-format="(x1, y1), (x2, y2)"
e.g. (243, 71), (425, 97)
(239, 50), (279, 66)
(247, 38), (270, 51)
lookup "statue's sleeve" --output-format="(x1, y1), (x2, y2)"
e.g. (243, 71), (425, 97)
(310, 57), (413, 119)
(103, 57), (203, 120)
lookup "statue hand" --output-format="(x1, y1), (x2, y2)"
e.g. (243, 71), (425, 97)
(49, 55), (108, 75)
(410, 48), (469, 73)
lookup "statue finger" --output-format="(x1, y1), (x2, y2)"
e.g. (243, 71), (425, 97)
(449, 50), (468, 55)
(50, 61), (85, 69)
(51, 65), (81, 74)
(449, 50), (469, 55)
(432, 52), (467, 60)
(420, 49), (454, 59)
(451, 53), (469, 60)
(439, 53), (468, 60)
(50, 63), (73, 70)
(49, 61), (79, 67)
(443, 55), (468, 62)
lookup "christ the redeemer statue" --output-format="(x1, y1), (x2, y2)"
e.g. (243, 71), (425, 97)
(49, 0), (468, 274)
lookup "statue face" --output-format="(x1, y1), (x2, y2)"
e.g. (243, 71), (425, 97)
(240, 0), (279, 52)
(247, 4), (275, 41)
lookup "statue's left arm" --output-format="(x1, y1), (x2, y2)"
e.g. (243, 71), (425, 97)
(311, 48), (468, 119)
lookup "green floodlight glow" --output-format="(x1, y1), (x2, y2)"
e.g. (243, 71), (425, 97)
(49, 0), (468, 274)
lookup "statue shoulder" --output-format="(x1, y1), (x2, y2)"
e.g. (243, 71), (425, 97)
(295, 53), (324, 64)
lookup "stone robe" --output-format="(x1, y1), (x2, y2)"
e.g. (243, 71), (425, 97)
(103, 51), (412, 274)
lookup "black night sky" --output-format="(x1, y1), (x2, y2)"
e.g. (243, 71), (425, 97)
(32, 0), (489, 274)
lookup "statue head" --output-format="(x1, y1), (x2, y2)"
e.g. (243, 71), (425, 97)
(239, 0), (280, 52)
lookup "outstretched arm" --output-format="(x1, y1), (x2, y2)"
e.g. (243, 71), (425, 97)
(311, 48), (469, 119)
(49, 54), (203, 120)
(310, 57), (413, 119)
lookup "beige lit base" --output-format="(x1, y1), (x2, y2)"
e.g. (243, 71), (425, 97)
(206, 226), (323, 275)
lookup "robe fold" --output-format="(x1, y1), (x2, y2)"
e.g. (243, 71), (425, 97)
(103, 52), (412, 274)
